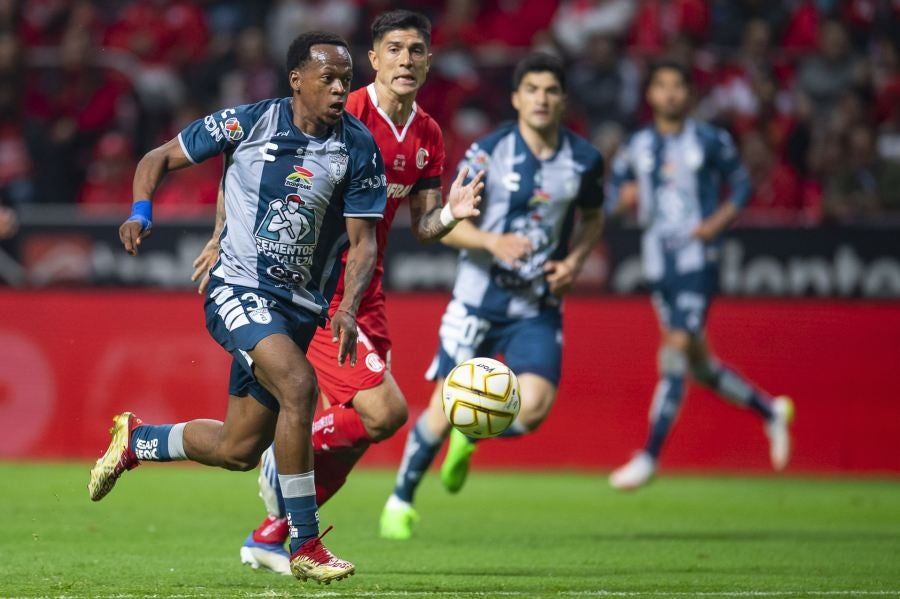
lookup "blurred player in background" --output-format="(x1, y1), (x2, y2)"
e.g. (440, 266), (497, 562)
(379, 52), (605, 540)
(606, 61), (794, 491)
(191, 10), (484, 573)
(88, 31), (384, 584)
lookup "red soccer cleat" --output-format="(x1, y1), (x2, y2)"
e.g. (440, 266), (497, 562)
(289, 525), (355, 584)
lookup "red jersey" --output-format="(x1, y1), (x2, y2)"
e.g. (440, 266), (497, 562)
(329, 84), (445, 351)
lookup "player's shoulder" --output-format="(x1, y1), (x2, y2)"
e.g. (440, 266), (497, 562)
(561, 127), (602, 167)
(235, 97), (283, 124)
(623, 125), (655, 151)
(691, 119), (732, 147)
(471, 122), (517, 155)
(341, 110), (377, 145)
(412, 103), (442, 138)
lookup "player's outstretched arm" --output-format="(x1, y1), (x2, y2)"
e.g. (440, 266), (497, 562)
(544, 208), (604, 297)
(441, 219), (532, 268)
(692, 200), (739, 242)
(409, 167), (485, 243)
(119, 138), (194, 256)
(332, 217), (378, 367)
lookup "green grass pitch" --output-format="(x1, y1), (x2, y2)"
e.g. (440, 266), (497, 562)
(2, 463), (899, 598)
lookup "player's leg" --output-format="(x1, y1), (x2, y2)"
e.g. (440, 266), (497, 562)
(379, 380), (449, 540)
(441, 311), (562, 493)
(688, 336), (794, 470)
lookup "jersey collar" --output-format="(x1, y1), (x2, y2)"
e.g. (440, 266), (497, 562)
(366, 83), (417, 143)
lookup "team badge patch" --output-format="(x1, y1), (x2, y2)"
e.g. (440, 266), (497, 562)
(416, 147), (428, 169)
(223, 117), (244, 142)
(248, 306), (272, 324)
(327, 149), (349, 184)
(365, 352), (386, 373)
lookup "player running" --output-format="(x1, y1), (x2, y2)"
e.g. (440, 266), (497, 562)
(379, 52), (606, 540)
(606, 61), (794, 491)
(88, 31), (384, 584)
(190, 11), (483, 573)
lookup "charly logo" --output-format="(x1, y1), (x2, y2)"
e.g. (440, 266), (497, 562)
(327, 146), (350, 184)
(285, 165), (314, 190)
(222, 117), (244, 141)
(241, 292), (275, 324)
(416, 147), (428, 169)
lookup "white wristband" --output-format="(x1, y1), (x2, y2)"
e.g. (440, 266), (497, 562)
(439, 203), (459, 228)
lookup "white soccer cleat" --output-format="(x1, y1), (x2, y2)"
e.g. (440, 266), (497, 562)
(240, 533), (292, 575)
(766, 396), (794, 471)
(609, 452), (657, 491)
(258, 446), (282, 518)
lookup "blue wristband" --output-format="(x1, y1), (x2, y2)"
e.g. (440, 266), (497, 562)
(128, 199), (152, 230)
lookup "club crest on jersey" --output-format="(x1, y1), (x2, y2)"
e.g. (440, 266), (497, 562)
(255, 194), (318, 268)
(241, 292), (275, 324)
(284, 165), (314, 190)
(223, 117), (244, 142)
(416, 147), (428, 169)
(327, 149), (349, 184)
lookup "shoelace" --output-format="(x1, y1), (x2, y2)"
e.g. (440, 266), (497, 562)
(298, 525), (340, 563)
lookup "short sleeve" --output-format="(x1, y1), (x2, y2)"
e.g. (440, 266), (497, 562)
(712, 128), (751, 208)
(344, 134), (387, 219)
(177, 104), (260, 164)
(575, 154), (605, 211)
(605, 141), (636, 214)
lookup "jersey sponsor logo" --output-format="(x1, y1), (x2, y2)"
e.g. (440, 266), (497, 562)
(223, 117), (244, 142)
(284, 165), (314, 190)
(528, 189), (551, 206)
(416, 147), (428, 169)
(327, 148), (349, 184)
(392, 154), (406, 171)
(365, 352), (385, 373)
(273, 130), (290, 137)
(387, 183), (413, 199)
(204, 115), (224, 142)
(134, 438), (160, 461)
(360, 174), (387, 190)
(255, 194), (318, 272)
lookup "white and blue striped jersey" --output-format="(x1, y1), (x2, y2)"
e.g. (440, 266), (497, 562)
(607, 119), (750, 281)
(452, 123), (604, 321)
(178, 98), (387, 315)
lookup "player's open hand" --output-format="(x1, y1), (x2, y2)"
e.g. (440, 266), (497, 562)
(447, 167), (485, 220)
(544, 259), (577, 297)
(331, 309), (358, 367)
(691, 220), (718, 242)
(191, 239), (220, 295)
(119, 219), (152, 256)
(486, 233), (532, 268)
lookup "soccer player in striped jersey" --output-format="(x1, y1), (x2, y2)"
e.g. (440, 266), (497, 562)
(379, 52), (606, 539)
(606, 61), (794, 491)
(88, 31), (384, 584)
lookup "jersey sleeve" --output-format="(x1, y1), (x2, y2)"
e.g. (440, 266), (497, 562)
(177, 103), (263, 164)
(575, 153), (605, 211)
(411, 120), (445, 192)
(712, 128), (751, 209)
(605, 139), (636, 214)
(344, 132), (387, 219)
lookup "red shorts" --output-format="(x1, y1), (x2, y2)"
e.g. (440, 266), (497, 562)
(307, 322), (390, 406)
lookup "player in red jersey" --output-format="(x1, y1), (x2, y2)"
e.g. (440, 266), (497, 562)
(191, 11), (483, 574)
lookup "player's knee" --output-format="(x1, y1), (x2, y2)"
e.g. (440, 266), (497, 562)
(517, 394), (554, 431)
(690, 357), (720, 387)
(273, 369), (318, 412)
(220, 443), (262, 472)
(658, 344), (688, 377)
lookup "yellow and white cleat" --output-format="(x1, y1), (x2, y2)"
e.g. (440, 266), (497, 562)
(767, 396), (794, 471)
(88, 412), (142, 501)
(289, 526), (355, 584)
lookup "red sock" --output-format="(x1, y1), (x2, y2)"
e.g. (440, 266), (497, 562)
(314, 445), (368, 506)
(312, 405), (371, 452)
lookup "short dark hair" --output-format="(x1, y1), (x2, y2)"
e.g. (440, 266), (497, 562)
(647, 60), (691, 87)
(512, 52), (566, 92)
(286, 31), (350, 72)
(371, 9), (431, 46)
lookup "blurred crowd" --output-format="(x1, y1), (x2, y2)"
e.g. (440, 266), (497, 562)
(1, 0), (900, 238)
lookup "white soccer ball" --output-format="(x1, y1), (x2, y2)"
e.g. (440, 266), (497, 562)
(441, 357), (521, 439)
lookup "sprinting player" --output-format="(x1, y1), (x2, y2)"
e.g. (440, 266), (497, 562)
(379, 52), (606, 540)
(606, 61), (794, 491)
(190, 11), (484, 573)
(88, 31), (385, 584)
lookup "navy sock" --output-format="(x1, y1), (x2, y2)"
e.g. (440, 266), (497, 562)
(130, 423), (186, 462)
(700, 361), (774, 421)
(392, 414), (441, 504)
(279, 472), (319, 553)
(644, 374), (685, 459)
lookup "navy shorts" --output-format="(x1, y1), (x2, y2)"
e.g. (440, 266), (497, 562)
(649, 266), (718, 335)
(426, 299), (563, 386)
(204, 278), (321, 412)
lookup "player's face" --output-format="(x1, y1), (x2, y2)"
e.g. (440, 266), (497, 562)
(511, 71), (565, 134)
(647, 68), (689, 121)
(290, 44), (353, 128)
(369, 28), (430, 98)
